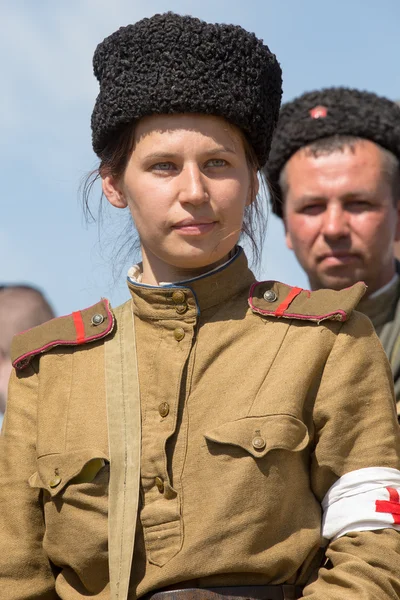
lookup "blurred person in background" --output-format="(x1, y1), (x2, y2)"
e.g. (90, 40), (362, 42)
(267, 87), (400, 410)
(0, 285), (54, 422)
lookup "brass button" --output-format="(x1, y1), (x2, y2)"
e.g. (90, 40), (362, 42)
(252, 436), (266, 450)
(49, 476), (62, 488)
(172, 290), (186, 304)
(263, 290), (277, 303)
(91, 313), (105, 325)
(175, 304), (188, 314)
(158, 402), (170, 417)
(174, 328), (185, 341)
(155, 477), (164, 493)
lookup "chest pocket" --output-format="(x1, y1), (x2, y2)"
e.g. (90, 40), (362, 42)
(204, 414), (309, 458)
(29, 449), (110, 594)
(29, 449), (109, 497)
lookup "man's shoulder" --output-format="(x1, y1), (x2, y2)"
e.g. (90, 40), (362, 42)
(11, 299), (122, 371)
(248, 280), (367, 324)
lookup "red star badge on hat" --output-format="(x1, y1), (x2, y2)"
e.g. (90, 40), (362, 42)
(309, 105), (328, 119)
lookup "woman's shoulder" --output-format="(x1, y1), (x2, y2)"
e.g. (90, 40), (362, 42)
(10, 298), (121, 372)
(248, 279), (367, 326)
(10, 281), (369, 371)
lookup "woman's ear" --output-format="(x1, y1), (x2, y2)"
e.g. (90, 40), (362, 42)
(102, 175), (128, 209)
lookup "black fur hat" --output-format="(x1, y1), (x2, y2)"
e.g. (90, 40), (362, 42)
(91, 12), (282, 167)
(267, 87), (400, 218)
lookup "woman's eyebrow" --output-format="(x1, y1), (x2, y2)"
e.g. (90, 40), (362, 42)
(203, 146), (236, 155)
(142, 152), (178, 161)
(143, 146), (236, 161)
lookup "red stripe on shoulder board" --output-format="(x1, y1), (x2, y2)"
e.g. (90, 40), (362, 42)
(274, 287), (303, 317)
(72, 311), (86, 344)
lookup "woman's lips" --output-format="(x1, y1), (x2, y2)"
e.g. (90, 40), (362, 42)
(172, 220), (217, 235)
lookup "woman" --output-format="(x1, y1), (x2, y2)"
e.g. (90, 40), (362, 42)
(1, 12), (400, 600)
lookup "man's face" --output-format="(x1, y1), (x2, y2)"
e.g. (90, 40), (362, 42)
(283, 140), (400, 294)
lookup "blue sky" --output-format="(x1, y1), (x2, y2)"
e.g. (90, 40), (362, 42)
(2, 0), (400, 315)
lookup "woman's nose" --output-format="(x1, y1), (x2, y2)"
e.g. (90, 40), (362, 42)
(178, 165), (209, 205)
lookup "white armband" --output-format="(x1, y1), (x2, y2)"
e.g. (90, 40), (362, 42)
(322, 467), (400, 540)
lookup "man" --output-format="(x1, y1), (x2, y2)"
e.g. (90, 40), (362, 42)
(266, 87), (400, 408)
(0, 285), (54, 421)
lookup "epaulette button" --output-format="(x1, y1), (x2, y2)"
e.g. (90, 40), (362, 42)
(263, 290), (277, 303)
(91, 314), (105, 326)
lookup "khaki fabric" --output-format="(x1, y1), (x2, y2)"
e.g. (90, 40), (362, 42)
(250, 280), (366, 322)
(358, 264), (400, 413)
(1, 250), (400, 599)
(11, 299), (114, 370)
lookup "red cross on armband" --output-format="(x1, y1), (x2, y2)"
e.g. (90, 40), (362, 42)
(375, 487), (400, 524)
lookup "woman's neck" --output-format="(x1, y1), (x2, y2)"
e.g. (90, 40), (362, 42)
(140, 247), (236, 285)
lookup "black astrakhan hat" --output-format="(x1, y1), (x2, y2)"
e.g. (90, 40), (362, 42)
(91, 12), (282, 167)
(267, 87), (400, 218)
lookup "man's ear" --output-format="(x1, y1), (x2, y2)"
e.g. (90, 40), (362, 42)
(395, 197), (400, 242)
(102, 175), (128, 209)
(284, 218), (294, 250)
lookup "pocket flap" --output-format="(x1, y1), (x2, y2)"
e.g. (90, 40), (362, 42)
(29, 448), (109, 497)
(204, 414), (309, 458)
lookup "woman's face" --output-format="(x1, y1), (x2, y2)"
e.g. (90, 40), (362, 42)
(102, 114), (257, 283)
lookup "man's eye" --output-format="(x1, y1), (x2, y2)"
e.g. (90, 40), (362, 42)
(300, 204), (324, 215)
(346, 200), (371, 211)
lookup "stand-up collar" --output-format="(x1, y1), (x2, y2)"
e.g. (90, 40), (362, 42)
(357, 268), (400, 330)
(127, 248), (255, 320)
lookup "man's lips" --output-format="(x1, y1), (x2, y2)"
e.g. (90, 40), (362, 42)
(318, 252), (360, 266)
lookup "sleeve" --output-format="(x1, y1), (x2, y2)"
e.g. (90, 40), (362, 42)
(0, 364), (57, 599)
(303, 311), (400, 599)
(393, 369), (400, 419)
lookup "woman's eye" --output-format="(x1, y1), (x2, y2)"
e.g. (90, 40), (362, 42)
(206, 158), (227, 167)
(152, 162), (175, 171)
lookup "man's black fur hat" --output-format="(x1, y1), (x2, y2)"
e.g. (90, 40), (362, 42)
(91, 12), (282, 167)
(267, 87), (400, 218)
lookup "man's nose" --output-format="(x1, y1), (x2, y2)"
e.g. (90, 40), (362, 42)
(178, 165), (209, 205)
(321, 205), (350, 239)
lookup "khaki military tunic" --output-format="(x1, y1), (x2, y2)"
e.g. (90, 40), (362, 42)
(1, 250), (400, 599)
(357, 262), (400, 412)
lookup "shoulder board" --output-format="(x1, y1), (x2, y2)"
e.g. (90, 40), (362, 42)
(248, 281), (366, 323)
(11, 299), (115, 371)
